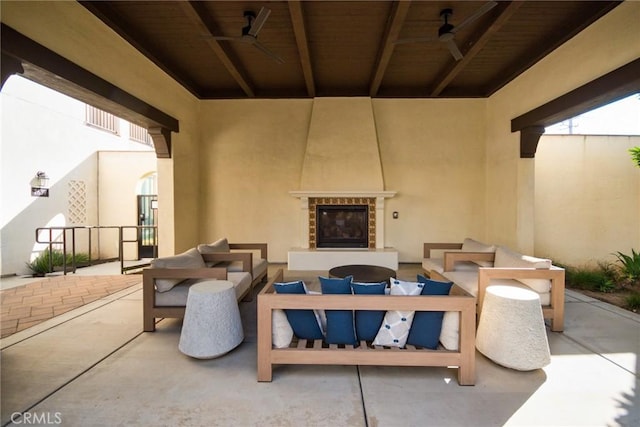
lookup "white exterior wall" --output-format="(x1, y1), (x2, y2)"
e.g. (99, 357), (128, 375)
(0, 76), (156, 276)
(535, 135), (640, 267)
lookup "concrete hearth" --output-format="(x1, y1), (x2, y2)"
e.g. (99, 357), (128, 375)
(287, 247), (398, 271)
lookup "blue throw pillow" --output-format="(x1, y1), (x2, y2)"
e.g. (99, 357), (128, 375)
(351, 282), (387, 341)
(319, 276), (357, 345)
(406, 275), (454, 349)
(273, 281), (323, 340)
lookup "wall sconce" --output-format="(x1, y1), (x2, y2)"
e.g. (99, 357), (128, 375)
(34, 171), (49, 188)
(31, 171), (50, 197)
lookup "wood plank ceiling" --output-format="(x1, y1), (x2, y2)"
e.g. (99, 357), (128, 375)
(80, 1), (621, 99)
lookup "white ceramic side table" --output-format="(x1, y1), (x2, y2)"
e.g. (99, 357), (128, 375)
(476, 285), (550, 371)
(179, 280), (243, 359)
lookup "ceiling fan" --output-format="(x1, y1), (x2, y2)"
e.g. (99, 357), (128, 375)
(394, 1), (498, 61)
(209, 7), (284, 64)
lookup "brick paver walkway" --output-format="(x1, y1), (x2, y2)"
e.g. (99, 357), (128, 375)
(0, 275), (141, 338)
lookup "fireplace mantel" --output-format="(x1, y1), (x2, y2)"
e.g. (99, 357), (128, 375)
(289, 190), (396, 199)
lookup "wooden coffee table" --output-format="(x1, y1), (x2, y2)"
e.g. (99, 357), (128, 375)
(329, 264), (396, 284)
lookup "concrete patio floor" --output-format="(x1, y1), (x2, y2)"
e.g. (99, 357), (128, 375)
(1, 263), (638, 426)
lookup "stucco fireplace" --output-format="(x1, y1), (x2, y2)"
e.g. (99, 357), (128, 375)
(287, 98), (398, 270)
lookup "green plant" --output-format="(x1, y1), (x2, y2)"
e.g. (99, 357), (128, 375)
(629, 146), (640, 168)
(25, 251), (54, 276)
(614, 249), (640, 281)
(565, 265), (617, 293)
(26, 250), (91, 276)
(625, 293), (640, 312)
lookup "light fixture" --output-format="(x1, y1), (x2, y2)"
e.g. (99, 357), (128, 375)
(31, 171), (50, 197)
(34, 171), (49, 189)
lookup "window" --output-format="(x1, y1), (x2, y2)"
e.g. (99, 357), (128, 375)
(129, 123), (154, 147)
(85, 105), (119, 135)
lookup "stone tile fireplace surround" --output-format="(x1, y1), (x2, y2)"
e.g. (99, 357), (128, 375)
(288, 191), (398, 270)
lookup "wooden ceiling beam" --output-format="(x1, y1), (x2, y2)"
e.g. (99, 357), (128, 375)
(369, 0), (412, 97)
(1, 24), (178, 159)
(512, 58), (640, 158)
(79, 1), (201, 98)
(430, 1), (523, 97)
(288, 1), (315, 98)
(180, 1), (255, 97)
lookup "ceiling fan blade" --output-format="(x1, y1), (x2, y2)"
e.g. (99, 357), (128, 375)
(252, 40), (285, 64)
(446, 39), (464, 61)
(452, 1), (497, 33)
(248, 7), (271, 37)
(393, 36), (439, 45)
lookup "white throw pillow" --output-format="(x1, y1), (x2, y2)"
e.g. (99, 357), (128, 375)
(197, 238), (231, 266)
(461, 238), (496, 267)
(272, 309), (294, 348)
(373, 279), (422, 348)
(150, 248), (205, 292)
(493, 246), (552, 293)
(439, 311), (459, 350)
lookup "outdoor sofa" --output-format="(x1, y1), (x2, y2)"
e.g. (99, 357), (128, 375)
(142, 239), (267, 332)
(422, 238), (565, 332)
(257, 269), (477, 385)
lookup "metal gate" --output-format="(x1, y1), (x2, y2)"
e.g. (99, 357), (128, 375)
(137, 195), (158, 258)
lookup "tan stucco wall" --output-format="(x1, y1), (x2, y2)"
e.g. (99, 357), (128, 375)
(373, 99), (486, 261)
(199, 99), (313, 260)
(535, 135), (640, 267)
(485, 1), (640, 255)
(98, 152), (157, 260)
(199, 98), (486, 262)
(1, 0), (200, 256)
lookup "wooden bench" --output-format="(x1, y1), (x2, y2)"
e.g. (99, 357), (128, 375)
(257, 269), (477, 386)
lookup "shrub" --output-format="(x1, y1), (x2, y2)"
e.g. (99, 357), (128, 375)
(625, 293), (640, 312)
(565, 265), (616, 293)
(614, 249), (640, 281)
(26, 250), (90, 276)
(630, 146), (640, 168)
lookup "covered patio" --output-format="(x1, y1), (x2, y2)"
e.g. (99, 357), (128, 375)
(1, 263), (638, 426)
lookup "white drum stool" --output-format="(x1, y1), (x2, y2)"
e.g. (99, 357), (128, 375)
(476, 285), (550, 371)
(179, 280), (243, 359)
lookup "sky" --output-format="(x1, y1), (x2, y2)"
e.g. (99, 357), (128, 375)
(546, 94), (640, 135)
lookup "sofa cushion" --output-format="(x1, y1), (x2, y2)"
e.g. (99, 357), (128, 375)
(155, 273), (252, 306)
(422, 258), (479, 275)
(150, 248), (206, 292)
(440, 271), (480, 297)
(272, 309), (294, 349)
(494, 246), (552, 293)
(228, 272), (252, 300)
(373, 279), (422, 348)
(351, 281), (387, 341)
(197, 238), (231, 267)
(227, 257), (268, 280)
(441, 270), (549, 304)
(406, 275), (454, 349)
(198, 238), (230, 253)
(273, 281), (324, 340)
(319, 276), (357, 345)
(461, 238), (496, 267)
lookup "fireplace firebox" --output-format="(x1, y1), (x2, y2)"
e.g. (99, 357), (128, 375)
(316, 205), (368, 248)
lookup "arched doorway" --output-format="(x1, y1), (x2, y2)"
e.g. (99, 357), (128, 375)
(136, 172), (157, 259)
